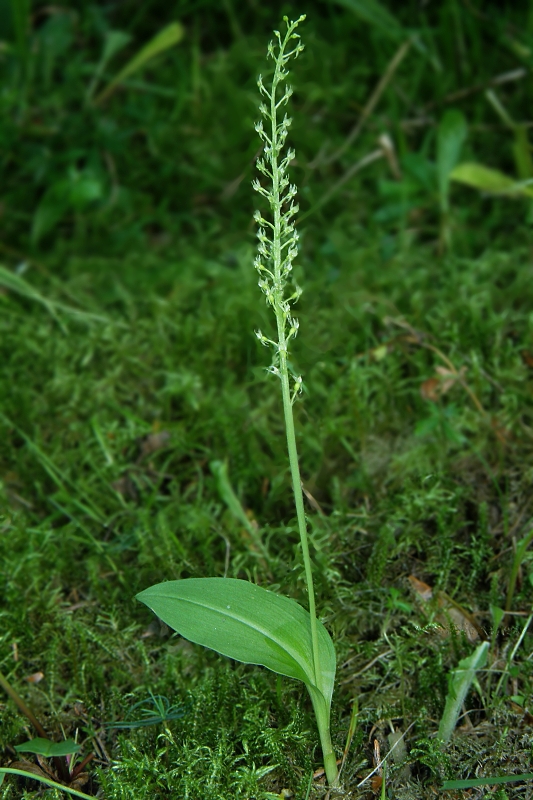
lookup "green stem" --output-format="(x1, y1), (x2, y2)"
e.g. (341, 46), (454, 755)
(260, 19), (338, 786)
(307, 685), (338, 786)
(278, 358), (321, 682)
(269, 31), (321, 691)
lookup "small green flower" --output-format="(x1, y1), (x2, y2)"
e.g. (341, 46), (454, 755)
(252, 16), (339, 787)
(253, 14), (306, 404)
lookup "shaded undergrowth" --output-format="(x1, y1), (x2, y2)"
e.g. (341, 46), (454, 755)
(2, 0), (533, 797)
(1, 236), (533, 798)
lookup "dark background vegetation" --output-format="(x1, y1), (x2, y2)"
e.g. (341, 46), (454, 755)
(1, 1), (533, 798)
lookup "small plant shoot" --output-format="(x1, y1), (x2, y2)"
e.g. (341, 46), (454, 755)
(137, 16), (339, 787)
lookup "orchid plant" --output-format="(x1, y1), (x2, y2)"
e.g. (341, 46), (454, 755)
(137, 16), (339, 787)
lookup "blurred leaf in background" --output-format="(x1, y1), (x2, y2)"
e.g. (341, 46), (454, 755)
(331, 0), (405, 40)
(92, 21), (184, 105)
(436, 108), (467, 248)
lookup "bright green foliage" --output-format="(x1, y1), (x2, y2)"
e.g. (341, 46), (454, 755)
(210, 459), (268, 557)
(92, 21), (185, 106)
(253, 16), (337, 785)
(451, 162), (533, 197)
(14, 738), (80, 757)
(437, 109), (468, 213)
(137, 578), (335, 695)
(2, 2), (533, 799)
(138, 17), (338, 787)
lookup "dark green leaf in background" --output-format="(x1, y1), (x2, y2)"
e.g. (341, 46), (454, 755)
(14, 738), (81, 757)
(437, 109), (467, 213)
(331, 0), (405, 39)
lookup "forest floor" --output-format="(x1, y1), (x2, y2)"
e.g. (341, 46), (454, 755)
(2, 234), (533, 799)
(2, 2), (533, 797)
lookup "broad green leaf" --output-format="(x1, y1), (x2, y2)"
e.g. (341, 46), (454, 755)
(437, 109), (467, 212)
(14, 737), (81, 757)
(451, 162), (533, 198)
(438, 641), (489, 743)
(94, 21), (184, 105)
(137, 578), (336, 705)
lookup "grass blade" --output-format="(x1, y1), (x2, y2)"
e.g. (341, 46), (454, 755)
(0, 264), (116, 326)
(443, 773), (533, 789)
(438, 641), (489, 743)
(450, 163), (533, 197)
(437, 109), (467, 213)
(0, 769), (94, 800)
(93, 21), (184, 105)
